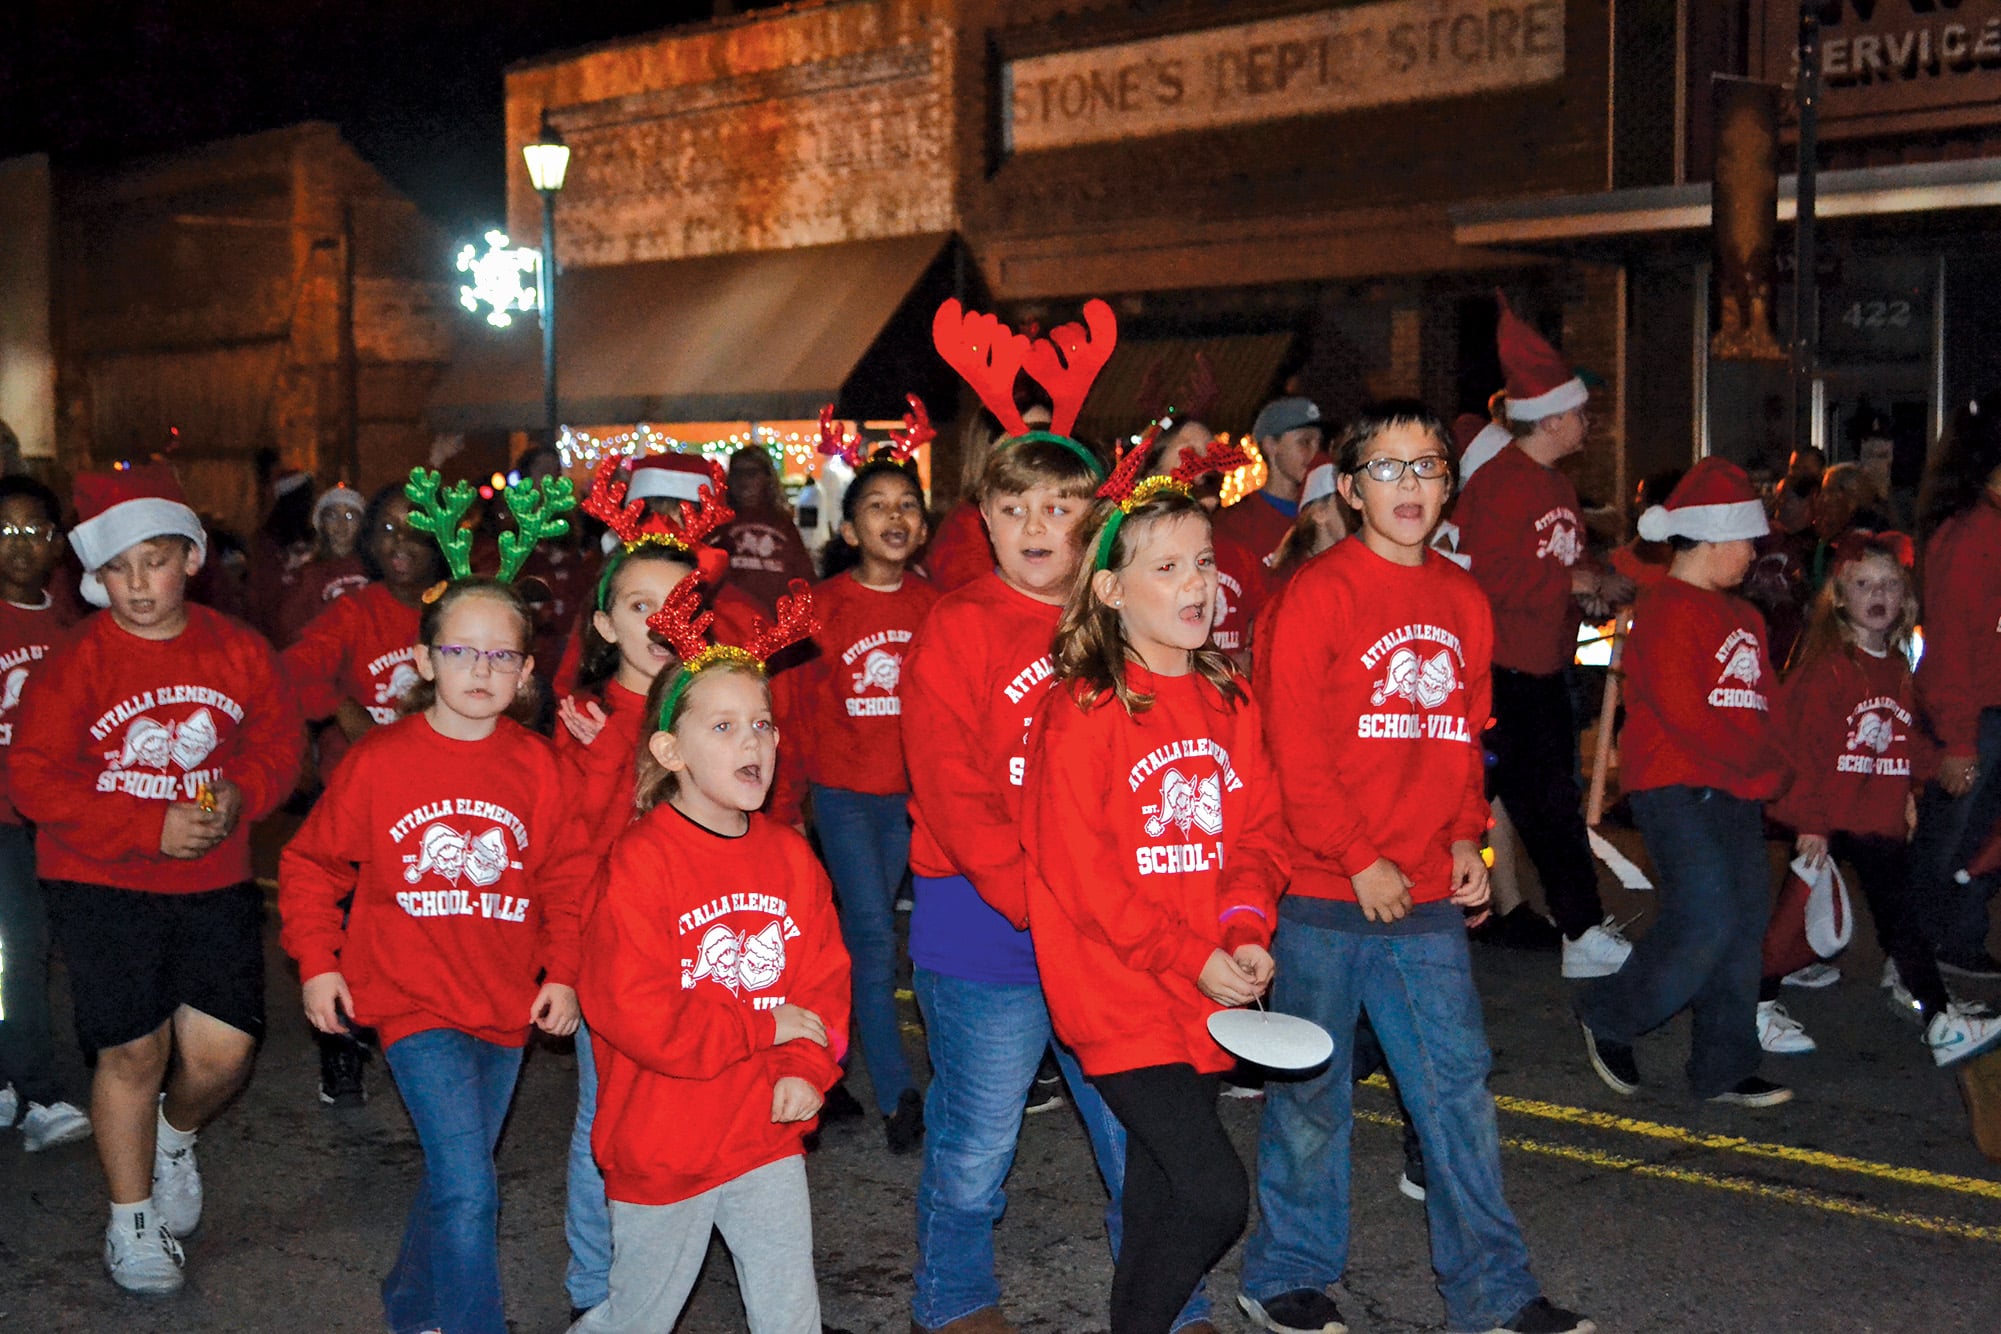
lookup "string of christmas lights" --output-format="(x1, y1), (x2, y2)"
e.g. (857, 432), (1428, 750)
(557, 423), (821, 475)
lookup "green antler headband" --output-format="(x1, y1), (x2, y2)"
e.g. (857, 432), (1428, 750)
(403, 466), (576, 586)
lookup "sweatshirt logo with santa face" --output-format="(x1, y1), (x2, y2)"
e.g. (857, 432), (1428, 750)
(389, 798), (532, 920)
(1356, 625), (1473, 742)
(678, 891), (803, 1010)
(1213, 572), (1246, 653)
(0, 641), (51, 747)
(365, 649), (422, 724)
(1839, 696), (1912, 776)
(1129, 739), (1242, 876)
(1534, 507), (1583, 566)
(1708, 630), (1769, 711)
(90, 686), (245, 801)
(844, 629), (912, 717)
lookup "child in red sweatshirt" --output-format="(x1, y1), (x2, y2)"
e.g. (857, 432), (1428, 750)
(281, 576), (590, 1334)
(1022, 448), (1286, 1334)
(1577, 458), (1791, 1111)
(12, 465), (302, 1297)
(1764, 533), (2001, 1065)
(1239, 401), (1589, 1334)
(572, 574), (850, 1334)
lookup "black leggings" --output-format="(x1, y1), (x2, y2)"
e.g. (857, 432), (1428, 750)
(1486, 667), (1605, 939)
(1092, 1064), (1248, 1334)
(1760, 832), (1950, 1014)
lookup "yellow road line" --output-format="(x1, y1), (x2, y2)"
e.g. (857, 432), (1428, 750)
(1357, 1074), (2001, 1202)
(1353, 1109), (2001, 1244)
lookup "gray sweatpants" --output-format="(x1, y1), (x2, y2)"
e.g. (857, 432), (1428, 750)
(571, 1155), (821, 1334)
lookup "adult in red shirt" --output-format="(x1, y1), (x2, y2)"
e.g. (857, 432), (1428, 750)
(714, 447), (816, 615)
(1212, 396), (1324, 572)
(1455, 296), (1634, 978)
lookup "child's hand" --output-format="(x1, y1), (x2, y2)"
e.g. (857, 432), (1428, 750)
(1795, 833), (1830, 870)
(531, 982), (581, 1036)
(207, 779), (244, 837)
(772, 1004), (828, 1047)
(160, 802), (225, 859)
(771, 1076), (823, 1123)
(1448, 840), (1490, 927)
(302, 971), (355, 1036)
(1939, 752), (1980, 798)
(1197, 949), (1264, 1006)
(558, 697), (608, 746)
(1352, 858), (1414, 923)
(1232, 943), (1275, 990)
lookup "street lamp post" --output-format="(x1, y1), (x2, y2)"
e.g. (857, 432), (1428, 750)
(522, 128), (571, 449)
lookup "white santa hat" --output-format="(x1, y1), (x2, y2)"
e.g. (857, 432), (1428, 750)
(69, 464), (208, 608)
(1497, 292), (1588, 422)
(1300, 451), (1338, 506)
(1636, 457), (1770, 543)
(627, 452), (716, 504)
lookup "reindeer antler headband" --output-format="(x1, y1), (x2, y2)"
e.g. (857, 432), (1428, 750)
(646, 571), (818, 725)
(404, 466), (576, 592)
(1092, 436), (1253, 570)
(581, 453), (734, 609)
(932, 298), (1115, 479)
(817, 397), (935, 471)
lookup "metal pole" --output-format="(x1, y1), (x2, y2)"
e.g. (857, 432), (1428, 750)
(540, 189), (559, 449)
(1792, 6), (1820, 459)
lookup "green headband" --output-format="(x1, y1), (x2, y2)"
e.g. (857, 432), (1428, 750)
(656, 652), (765, 730)
(1093, 476), (1196, 570)
(1000, 430), (1106, 481)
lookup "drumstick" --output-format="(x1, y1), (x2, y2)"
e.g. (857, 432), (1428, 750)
(1585, 610), (1630, 828)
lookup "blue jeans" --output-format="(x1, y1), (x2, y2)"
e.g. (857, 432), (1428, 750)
(1241, 917), (1540, 1333)
(1577, 786), (1767, 1097)
(910, 969), (1213, 1331)
(382, 1028), (524, 1334)
(812, 784), (916, 1114)
(565, 1024), (611, 1311)
(0, 823), (63, 1107)
(1911, 706), (2001, 964)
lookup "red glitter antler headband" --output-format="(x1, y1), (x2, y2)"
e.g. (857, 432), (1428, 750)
(1092, 436), (1253, 570)
(647, 572), (818, 724)
(582, 453), (733, 606)
(815, 396), (936, 471)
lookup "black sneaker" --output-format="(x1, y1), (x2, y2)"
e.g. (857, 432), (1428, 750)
(1707, 1076), (1792, 1108)
(1397, 1113), (1426, 1200)
(1486, 1296), (1596, 1333)
(318, 1034), (367, 1107)
(821, 1081), (865, 1122)
(1492, 905), (1564, 952)
(1579, 1021), (1638, 1095)
(885, 1087), (924, 1155)
(1938, 951), (2001, 981)
(1238, 1288), (1347, 1334)
(1024, 1056), (1066, 1116)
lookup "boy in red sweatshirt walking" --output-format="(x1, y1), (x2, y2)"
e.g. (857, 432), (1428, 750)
(1240, 402), (1590, 1334)
(12, 465), (303, 1295)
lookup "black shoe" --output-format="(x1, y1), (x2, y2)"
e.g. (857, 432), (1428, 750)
(1025, 1056), (1066, 1115)
(1487, 1297), (1596, 1333)
(1238, 1289), (1347, 1334)
(1707, 1075), (1792, 1108)
(318, 1035), (368, 1107)
(885, 1087), (924, 1155)
(1495, 905), (1564, 951)
(820, 1081), (865, 1122)
(1579, 1021), (1638, 1095)
(570, 1306), (595, 1324)
(1938, 951), (2001, 981)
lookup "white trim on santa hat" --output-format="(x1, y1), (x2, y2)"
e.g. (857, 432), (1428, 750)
(627, 457), (713, 504)
(1457, 422), (1515, 483)
(1636, 498), (1768, 544)
(70, 497), (208, 608)
(1504, 376), (1589, 422)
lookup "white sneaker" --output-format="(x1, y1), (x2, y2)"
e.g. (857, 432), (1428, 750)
(22, 1100), (92, 1152)
(1781, 962), (1841, 989)
(1561, 919), (1633, 979)
(0, 1083), (17, 1129)
(1757, 1000), (1817, 1054)
(153, 1128), (203, 1238)
(1881, 960), (1927, 1024)
(103, 1211), (185, 1294)
(1925, 1001), (2001, 1068)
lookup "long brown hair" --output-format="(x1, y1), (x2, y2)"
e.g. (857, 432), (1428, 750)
(398, 579), (540, 724)
(1053, 489), (1245, 716)
(1785, 533), (1918, 679)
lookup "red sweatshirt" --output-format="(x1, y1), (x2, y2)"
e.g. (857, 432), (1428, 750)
(276, 554), (369, 647)
(1772, 645), (1933, 841)
(782, 572), (940, 796)
(902, 573), (1062, 928)
(1259, 540), (1492, 903)
(580, 806), (850, 1206)
(554, 679), (649, 864)
(1212, 530), (1268, 657)
(1619, 578), (1782, 800)
(1214, 491), (1297, 571)
(922, 500), (994, 594)
(1455, 443), (1585, 676)
(1917, 494), (2001, 755)
(1023, 667), (1288, 1076)
(283, 581), (422, 726)
(0, 596), (78, 825)
(12, 605), (302, 892)
(551, 580), (765, 700)
(279, 714), (591, 1048)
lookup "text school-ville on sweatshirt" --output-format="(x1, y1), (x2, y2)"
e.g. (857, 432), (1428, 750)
(579, 806), (851, 1206)
(1772, 644), (1934, 842)
(278, 714), (591, 1048)
(1023, 665), (1288, 1076)
(0, 594), (78, 825)
(1619, 578), (1782, 801)
(12, 603), (302, 893)
(1453, 442), (1588, 676)
(900, 571), (1063, 982)
(1258, 539), (1493, 906)
(1916, 492), (2001, 758)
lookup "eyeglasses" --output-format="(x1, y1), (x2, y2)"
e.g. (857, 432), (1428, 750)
(430, 645), (528, 674)
(0, 523), (56, 543)
(1351, 455), (1451, 484)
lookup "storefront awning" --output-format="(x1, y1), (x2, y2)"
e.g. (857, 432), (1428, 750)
(1072, 332), (1295, 444)
(1449, 159), (2001, 249)
(428, 234), (950, 432)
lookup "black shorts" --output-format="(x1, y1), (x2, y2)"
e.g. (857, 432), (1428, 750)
(44, 880), (266, 1055)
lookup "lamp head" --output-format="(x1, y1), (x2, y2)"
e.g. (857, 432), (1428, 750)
(522, 130), (570, 194)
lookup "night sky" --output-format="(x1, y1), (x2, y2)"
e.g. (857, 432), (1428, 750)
(0, 0), (762, 237)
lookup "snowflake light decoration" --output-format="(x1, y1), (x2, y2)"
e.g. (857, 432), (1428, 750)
(456, 230), (541, 329)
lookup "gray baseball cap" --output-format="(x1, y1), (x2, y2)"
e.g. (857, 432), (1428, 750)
(1252, 397), (1323, 440)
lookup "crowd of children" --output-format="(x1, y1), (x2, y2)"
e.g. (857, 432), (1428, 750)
(2, 291), (2000, 1334)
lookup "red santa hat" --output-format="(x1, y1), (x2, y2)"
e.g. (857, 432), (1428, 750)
(627, 452), (717, 504)
(1497, 292), (1588, 422)
(1636, 457), (1770, 543)
(69, 464), (208, 608)
(1452, 411), (1514, 484)
(1300, 451), (1338, 506)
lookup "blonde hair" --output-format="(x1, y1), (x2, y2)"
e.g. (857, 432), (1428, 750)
(399, 579), (540, 724)
(632, 660), (773, 813)
(1785, 539), (1917, 678)
(977, 436), (1103, 504)
(1053, 490), (1245, 716)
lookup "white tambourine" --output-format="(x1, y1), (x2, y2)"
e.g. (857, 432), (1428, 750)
(1207, 1007), (1334, 1071)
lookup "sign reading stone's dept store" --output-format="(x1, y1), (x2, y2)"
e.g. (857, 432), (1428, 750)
(1003, 0), (1566, 153)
